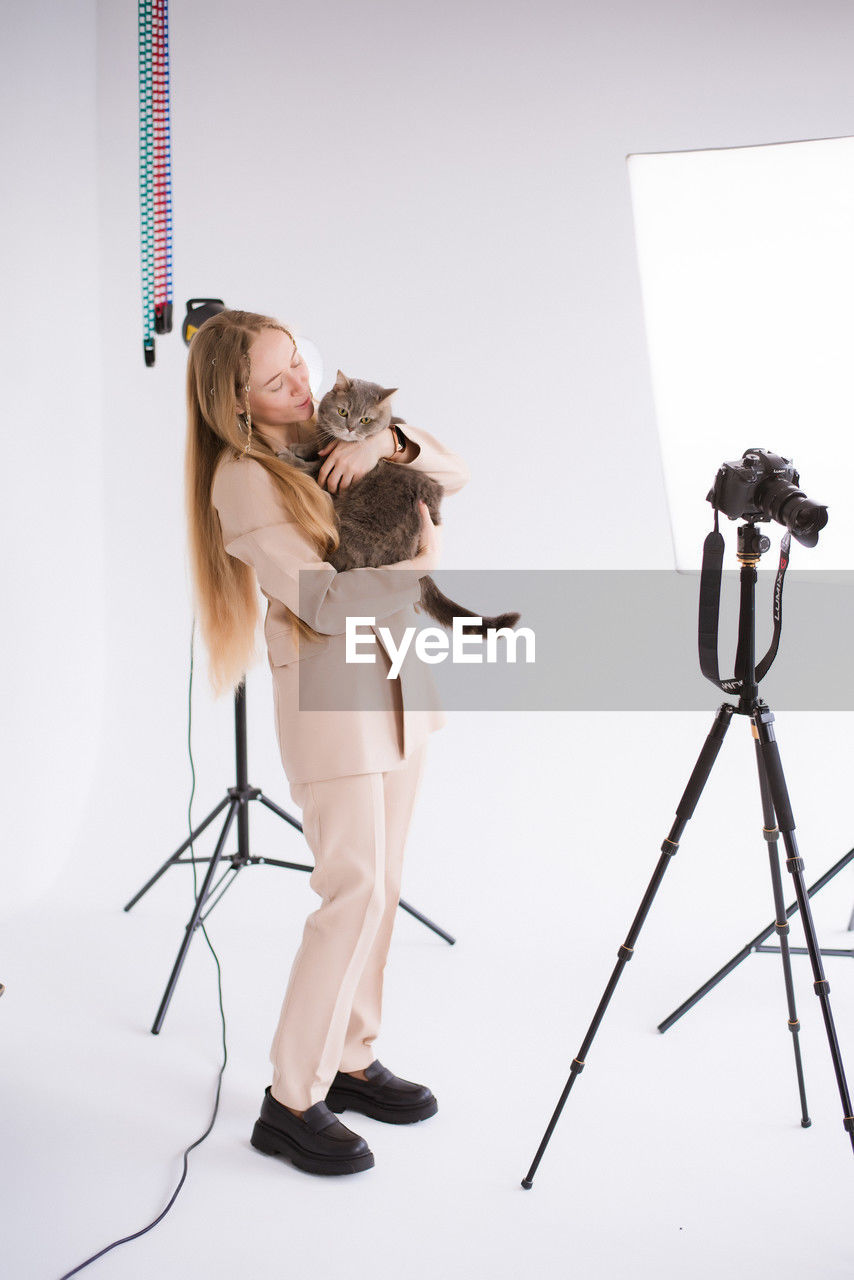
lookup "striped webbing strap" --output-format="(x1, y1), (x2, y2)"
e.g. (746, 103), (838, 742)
(138, 0), (174, 366)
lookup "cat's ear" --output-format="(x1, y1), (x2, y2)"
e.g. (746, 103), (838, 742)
(376, 387), (398, 406)
(334, 370), (352, 390)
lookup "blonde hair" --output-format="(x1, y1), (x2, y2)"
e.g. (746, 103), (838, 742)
(185, 308), (339, 697)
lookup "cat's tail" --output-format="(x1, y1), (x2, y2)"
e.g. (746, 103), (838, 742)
(418, 576), (521, 635)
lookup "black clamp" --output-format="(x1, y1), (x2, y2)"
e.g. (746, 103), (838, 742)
(154, 301), (174, 334)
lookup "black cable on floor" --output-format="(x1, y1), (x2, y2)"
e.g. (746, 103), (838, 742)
(58, 620), (228, 1278)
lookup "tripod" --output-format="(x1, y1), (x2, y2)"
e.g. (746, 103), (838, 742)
(125, 680), (455, 1034)
(522, 519), (854, 1189)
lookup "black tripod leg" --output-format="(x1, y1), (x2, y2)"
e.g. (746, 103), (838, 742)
(521, 703), (734, 1189)
(151, 798), (240, 1035)
(396, 897), (456, 945)
(754, 705), (854, 1154)
(658, 844), (854, 1031)
(752, 727), (811, 1128)
(124, 795), (233, 911)
(256, 790), (306, 833)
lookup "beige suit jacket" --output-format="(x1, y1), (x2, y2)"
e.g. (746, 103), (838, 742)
(211, 424), (471, 783)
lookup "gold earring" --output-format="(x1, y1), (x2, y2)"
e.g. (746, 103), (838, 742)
(242, 383), (253, 454)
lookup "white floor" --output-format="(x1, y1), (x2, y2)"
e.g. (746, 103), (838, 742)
(4, 710), (854, 1279)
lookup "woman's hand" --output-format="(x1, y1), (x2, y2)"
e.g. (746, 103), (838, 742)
(409, 500), (443, 574)
(316, 432), (393, 493)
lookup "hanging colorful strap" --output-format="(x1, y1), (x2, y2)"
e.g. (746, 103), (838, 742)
(138, 0), (174, 366)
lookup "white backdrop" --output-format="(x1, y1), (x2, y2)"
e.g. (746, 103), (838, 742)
(1, 1), (104, 908)
(6, 0), (854, 906)
(4, 6), (854, 1276)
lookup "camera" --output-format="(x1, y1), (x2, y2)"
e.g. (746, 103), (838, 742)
(707, 447), (828, 548)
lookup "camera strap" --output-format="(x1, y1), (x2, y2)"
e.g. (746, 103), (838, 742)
(698, 512), (791, 694)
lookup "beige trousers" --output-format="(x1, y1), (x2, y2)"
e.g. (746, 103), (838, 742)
(269, 741), (429, 1111)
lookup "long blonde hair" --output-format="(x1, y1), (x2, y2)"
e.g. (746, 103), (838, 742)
(185, 309), (339, 697)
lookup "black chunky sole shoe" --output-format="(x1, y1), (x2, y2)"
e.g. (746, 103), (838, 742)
(325, 1059), (438, 1125)
(250, 1089), (375, 1176)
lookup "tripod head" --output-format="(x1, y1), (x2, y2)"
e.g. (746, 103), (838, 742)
(736, 518), (771, 566)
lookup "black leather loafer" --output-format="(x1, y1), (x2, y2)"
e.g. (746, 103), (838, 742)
(250, 1087), (375, 1175)
(325, 1059), (438, 1124)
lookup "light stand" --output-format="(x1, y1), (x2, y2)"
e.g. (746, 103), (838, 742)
(125, 680), (455, 1035)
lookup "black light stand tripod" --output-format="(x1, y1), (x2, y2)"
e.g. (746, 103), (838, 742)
(125, 680), (455, 1035)
(522, 517), (854, 1189)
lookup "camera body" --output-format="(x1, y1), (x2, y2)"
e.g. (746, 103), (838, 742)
(708, 448), (797, 522)
(707, 447), (828, 548)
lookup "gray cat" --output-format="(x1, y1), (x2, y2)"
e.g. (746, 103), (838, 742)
(278, 370), (520, 636)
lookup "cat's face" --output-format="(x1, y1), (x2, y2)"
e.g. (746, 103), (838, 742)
(317, 371), (398, 442)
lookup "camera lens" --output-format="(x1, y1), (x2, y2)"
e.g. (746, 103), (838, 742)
(759, 478), (828, 548)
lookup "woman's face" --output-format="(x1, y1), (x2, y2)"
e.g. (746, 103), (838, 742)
(244, 328), (313, 435)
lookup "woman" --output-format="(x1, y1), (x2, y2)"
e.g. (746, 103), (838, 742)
(185, 310), (470, 1176)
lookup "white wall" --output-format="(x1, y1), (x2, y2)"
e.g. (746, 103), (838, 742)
(0, 1), (104, 910)
(4, 0), (854, 908)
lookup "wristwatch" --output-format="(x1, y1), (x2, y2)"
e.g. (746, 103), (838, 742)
(389, 424), (407, 455)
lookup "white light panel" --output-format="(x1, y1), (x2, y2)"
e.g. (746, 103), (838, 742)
(628, 136), (854, 571)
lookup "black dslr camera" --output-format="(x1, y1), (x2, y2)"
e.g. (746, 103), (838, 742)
(707, 447), (828, 548)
